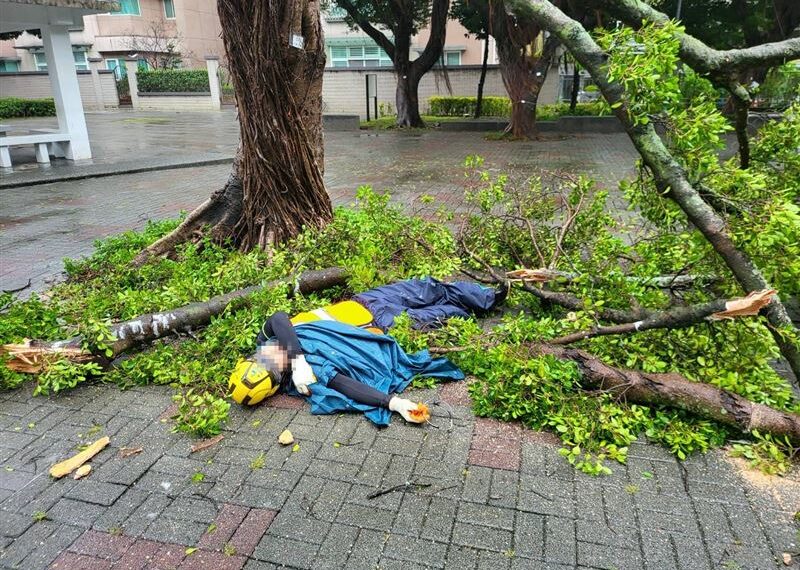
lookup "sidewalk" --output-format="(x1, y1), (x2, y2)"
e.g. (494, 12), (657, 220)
(0, 380), (796, 569)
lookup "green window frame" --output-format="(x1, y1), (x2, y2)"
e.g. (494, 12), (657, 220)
(0, 60), (20, 72)
(329, 44), (392, 68)
(163, 0), (176, 19)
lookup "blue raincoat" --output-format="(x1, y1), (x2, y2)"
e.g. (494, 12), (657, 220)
(290, 320), (464, 426)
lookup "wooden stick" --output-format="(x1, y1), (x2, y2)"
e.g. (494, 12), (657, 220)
(49, 436), (110, 479)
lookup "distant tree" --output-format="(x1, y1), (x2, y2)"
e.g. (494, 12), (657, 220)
(452, 0), (559, 138)
(333, 0), (450, 127)
(127, 20), (188, 69)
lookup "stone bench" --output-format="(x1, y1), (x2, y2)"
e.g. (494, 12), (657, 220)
(0, 129), (71, 168)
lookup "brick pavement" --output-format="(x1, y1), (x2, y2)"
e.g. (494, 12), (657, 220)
(0, 381), (797, 569)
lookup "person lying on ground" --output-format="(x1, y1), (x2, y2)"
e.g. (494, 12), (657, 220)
(229, 277), (507, 426)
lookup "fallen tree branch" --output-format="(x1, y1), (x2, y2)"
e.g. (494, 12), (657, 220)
(550, 289), (776, 345)
(536, 344), (800, 444)
(526, 0), (800, 387)
(430, 342), (800, 443)
(1, 268), (347, 372)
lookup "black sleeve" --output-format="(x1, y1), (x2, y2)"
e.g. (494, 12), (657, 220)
(328, 373), (392, 408)
(255, 311), (303, 360)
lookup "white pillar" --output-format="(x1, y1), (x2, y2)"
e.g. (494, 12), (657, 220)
(125, 57), (140, 109)
(206, 55), (221, 110)
(88, 57), (105, 110)
(42, 25), (91, 160)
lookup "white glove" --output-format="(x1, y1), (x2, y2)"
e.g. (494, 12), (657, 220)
(389, 396), (423, 423)
(291, 355), (316, 396)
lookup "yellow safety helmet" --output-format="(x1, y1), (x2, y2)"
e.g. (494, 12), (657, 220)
(228, 359), (280, 406)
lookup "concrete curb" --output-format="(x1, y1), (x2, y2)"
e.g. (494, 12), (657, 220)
(0, 156), (235, 190)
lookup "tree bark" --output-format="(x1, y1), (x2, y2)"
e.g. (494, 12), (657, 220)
(1, 268), (347, 372)
(493, 7), (557, 138)
(524, 0), (800, 388)
(396, 70), (424, 128)
(537, 344), (800, 444)
(569, 62), (580, 112)
(133, 0), (332, 262)
(475, 37), (490, 118)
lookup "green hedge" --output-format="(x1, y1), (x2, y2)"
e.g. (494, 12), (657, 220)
(429, 96), (511, 117)
(0, 97), (56, 120)
(427, 96), (610, 119)
(137, 69), (209, 93)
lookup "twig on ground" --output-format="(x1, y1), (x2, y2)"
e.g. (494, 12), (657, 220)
(367, 480), (432, 499)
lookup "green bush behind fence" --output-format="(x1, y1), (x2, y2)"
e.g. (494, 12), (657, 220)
(428, 96), (610, 119)
(0, 97), (56, 120)
(137, 69), (210, 93)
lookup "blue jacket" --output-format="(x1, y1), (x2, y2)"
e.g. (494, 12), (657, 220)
(291, 320), (464, 426)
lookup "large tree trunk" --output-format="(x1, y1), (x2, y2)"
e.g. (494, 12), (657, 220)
(474, 37), (490, 118)
(493, 10), (556, 138)
(396, 69), (424, 128)
(133, 0), (332, 265)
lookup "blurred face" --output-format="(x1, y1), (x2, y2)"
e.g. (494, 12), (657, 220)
(255, 339), (288, 375)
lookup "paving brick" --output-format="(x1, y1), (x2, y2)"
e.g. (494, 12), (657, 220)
(543, 516), (575, 566)
(142, 517), (207, 547)
(120, 492), (171, 537)
(421, 497), (457, 543)
(17, 524), (83, 570)
(445, 544), (479, 570)
(113, 538), (161, 570)
(229, 508), (276, 555)
(577, 541), (643, 570)
(383, 534), (447, 568)
(229, 485), (289, 511)
(178, 549), (246, 570)
(345, 528), (387, 570)
(252, 535), (320, 569)
(65, 481), (127, 506)
(162, 497), (218, 524)
(315, 524), (358, 570)
(458, 502), (516, 531)
(0, 510), (34, 538)
(336, 503), (395, 531)
(151, 542), (187, 570)
(197, 503), (249, 551)
(452, 521), (512, 552)
(47, 497), (106, 528)
(68, 529), (134, 560)
(49, 551), (113, 570)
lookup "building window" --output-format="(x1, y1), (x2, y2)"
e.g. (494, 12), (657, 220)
(329, 44), (392, 68)
(0, 60), (20, 72)
(33, 51), (89, 71)
(163, 0), (175, 19)
(113, 0), (141, 15)
(106, 58), (124, 79)
(73, 50), (89, 71)
(445, 51), (461, 66)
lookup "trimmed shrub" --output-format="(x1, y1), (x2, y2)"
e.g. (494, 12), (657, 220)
(429, 96), (511, 117)
(0, 97), (56, 119)
(427, 96), (610, 119)
(137, 69), (209, 93)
